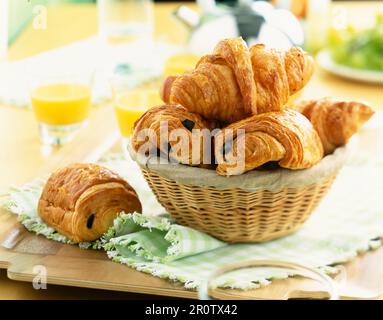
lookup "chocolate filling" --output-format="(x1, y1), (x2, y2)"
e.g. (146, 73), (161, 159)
(182, 119), (195, 132)
(260, 161), (280, 170)
(86, 214), (95, 229)
(222, 141), (232, 161)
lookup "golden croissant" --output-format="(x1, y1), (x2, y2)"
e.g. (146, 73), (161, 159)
(214, 109), (324, 176)
(161, 38), (314, 123)
(132, 104), (215, 166)
(295, 98), (375, 154)
(38, 163), (142, 243)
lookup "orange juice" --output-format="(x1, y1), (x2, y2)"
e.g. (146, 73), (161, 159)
(114, 89), (162, 137)
(164, 53), (200, 76)
(31, 83), (91, 125)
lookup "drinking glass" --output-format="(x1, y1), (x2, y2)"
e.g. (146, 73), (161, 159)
(111, 73), (162, 156)
(198, 260), (338, 300)
(30, 72), (93, 145)
(98, 0), (154, 44)
(163, 53), (200, 77)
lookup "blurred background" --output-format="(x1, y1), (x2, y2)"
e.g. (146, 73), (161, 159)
(4, 0), (383, 53)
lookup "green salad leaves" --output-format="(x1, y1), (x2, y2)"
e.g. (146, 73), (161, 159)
(329, 14), (383, 71)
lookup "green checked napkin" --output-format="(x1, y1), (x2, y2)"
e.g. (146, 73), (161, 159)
(103, 213), (224, 263)
(2, 120), (383, 289)
(102, 160), (383, 289)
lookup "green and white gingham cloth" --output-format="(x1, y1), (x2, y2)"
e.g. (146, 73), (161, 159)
(2, 138), (383, 289)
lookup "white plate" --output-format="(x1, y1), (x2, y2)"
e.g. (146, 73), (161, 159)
(317, 50), (383, 84)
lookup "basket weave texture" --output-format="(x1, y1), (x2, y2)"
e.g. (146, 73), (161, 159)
(141, 168), (336, 242)
(130, 146), (346, 243)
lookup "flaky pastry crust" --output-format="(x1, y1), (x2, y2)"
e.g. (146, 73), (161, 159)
(215, 109), (324, 176)
(132, 104), (215, 166)
(38, 163), (142, 243)
(295, 98), (374, 154)
(161, 38), (314, 123)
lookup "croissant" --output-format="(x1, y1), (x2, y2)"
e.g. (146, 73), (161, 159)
(214, 109), (324, 176)
(132, 104), (215, 166)
(38, 163), (142, 243)
(161, 39), (255, 123)
(249, 44), (314, 114)
(161, 38), (314, 123)
(295, 98), (375, 154)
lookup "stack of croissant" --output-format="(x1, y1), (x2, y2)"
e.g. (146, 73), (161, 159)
(132, 38), (374, 176)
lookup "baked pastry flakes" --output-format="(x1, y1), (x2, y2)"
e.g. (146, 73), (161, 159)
(161, 38), (314, 123)
(38, 163), (142, 243)
(215, 109), (324, 176)
(295, 98), (375, 154)
(132, 104), (215, 166)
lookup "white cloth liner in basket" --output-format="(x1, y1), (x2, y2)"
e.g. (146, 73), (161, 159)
(128, 143), (349, 192)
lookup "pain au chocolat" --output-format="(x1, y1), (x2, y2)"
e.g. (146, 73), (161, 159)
(215, 109), (324, 176)
(38, 163), (142, 243)
(132, 104), (216, 167)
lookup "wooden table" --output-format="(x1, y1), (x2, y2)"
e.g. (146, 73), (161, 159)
(0, 2), (382, 300)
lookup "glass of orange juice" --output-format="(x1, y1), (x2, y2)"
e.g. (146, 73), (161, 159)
(30, 72), (93, 145)
(163, 53), (200, 77)
(112, 75), (163, 154)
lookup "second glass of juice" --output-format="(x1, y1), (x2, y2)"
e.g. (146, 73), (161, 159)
(30, 72), (93, 145)
(112, 78), (162, 155)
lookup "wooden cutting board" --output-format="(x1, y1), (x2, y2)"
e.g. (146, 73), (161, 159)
(1, 209), (383, 299)
(1, 105), (382, 299)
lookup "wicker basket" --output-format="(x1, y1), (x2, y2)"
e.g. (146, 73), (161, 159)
(130, 146), (347, 243)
